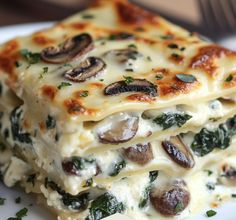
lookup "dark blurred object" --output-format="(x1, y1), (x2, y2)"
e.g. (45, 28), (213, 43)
(0, 0), (91, 26)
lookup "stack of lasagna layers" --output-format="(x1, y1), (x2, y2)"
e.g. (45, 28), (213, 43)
(0, 0), (236, 219)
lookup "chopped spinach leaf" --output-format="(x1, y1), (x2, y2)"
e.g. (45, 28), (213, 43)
(46, 115), (56, 129)
(82, 14), (94, 19)
(109, 159), (126, 177)
(176, 74), (197, 83)
(139, 186), (151, 208)
(153, 113), (192, 130)
(206, 182), (215, 191)
(86, 193), (125, 220)
(20, 49), (41, 64)
(16, 207), (28, 218)
(191, 115), (236, 156)
(231, 194), (236, 198)
(0, 197), (6, 205)
(204, 170), (213, 176)
(206, 209), (217, 217)
(45, 178), (89, 211)
(27, 174), (36, 186)
(70, 157), (95, 171)
(10, 107), (32, 144)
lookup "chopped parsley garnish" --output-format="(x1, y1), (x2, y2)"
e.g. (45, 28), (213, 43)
(155, 74), (163, 80)
(206, 209), (217, 217)
(206, 182), (215, 191)
(232, 194), (236, 198)
(153, 113), (192, 130)
(174, 201), (184, 212)
(99, 79), (104, 81)
(14, 61), (22, 68)
(176, 74), (197, 83)
(125, 68), (134, 72)
(57, 82), (72, 89)
(225, 74), (233, 82)
(46, 115), (56, 129)
(123, 76), (134, 85)
(82, 14), (94, 19)
(39, 66), (49, 79)
(20, 49), (41, 64)
(15, 197), (21, 204)
(149, 171), (158, 182)
(168, 43), (178, 49)
(16, 207), (28, 218)
(204, 170), (213, 176)
(79, 91), (89, 97)
(0, 197), (6, 205)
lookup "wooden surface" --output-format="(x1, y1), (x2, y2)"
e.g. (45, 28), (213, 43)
(0, 0), (199, 27)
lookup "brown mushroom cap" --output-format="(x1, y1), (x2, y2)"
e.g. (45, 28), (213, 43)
(123, 143), (153, 165)
(104, 79), (157, 97)
(162, 136), (195, 169)
(97, 113), (139, 144)
(150, 185), (190, 216)
(64, 57), (106, 82)
(41, 33), (94, 63)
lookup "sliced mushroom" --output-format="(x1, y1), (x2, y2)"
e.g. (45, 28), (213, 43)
(162, 136), (195, 169)
(123, 143), (153, 165)
(64, 57), (106, 82)
(150, 185), (190, 216)
(97, 113), (139, 144)
(104, 79), (157, 97)
(219, 164), (236, 186)
(41, 33), (94, 63)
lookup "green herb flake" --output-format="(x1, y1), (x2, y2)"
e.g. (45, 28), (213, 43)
(128, 44), (137, 49)
(206, 210), (217, 217)
(204, 170), (213, 176)
(180, 47), (186, 51)
(99, 79), (104, 82)
(79, 91), (89, 97)
(0, 197), (6, 205)
(174, 201), (184, 212)
(139, 186), (151, 208)
(155, 74), (163, 80)
(125, 68), (134, 72)
(153, 113), (192, 130)
(146, 56), (152, 61)
(160, 35), (174, 40)
(20, 49), (41, 64)
(149, 170), (158, 182)
(15, 197), (21, 204)
(82, 14), (94, 19)
(46, 115), (56, 129)
(168, 43), (178, 49)
(14, 61), (22, 68)
(231, 194), (236, 198)
(206, 182), (215, 191)
(176, 74), (197, 83)
(57, 82), (72, 89)
(63, 63), (73, 68)
(123, 76), (134, 85)
(16, 207), (28, 218)
(225, 74), (233, 82)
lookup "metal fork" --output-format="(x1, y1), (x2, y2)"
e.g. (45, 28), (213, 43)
(198, 0), (236, 40)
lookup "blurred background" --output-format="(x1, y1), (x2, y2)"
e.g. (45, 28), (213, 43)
(0, 0), (236, 48)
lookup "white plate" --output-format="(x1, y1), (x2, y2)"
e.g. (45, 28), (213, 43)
(0, 22), (236, 220)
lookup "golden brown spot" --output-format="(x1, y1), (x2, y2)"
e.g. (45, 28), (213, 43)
(223, 72), (236, 88)
(74, 90), (89, 98)
(89, 82), (104, 88)
(33, 34), (54, 46)
(115, 0), (157, 25)
(158, 76), (200, 97)
(70, 22), (88, 30)
(64, 98), (96, 115)
(126, 94), (154, 103)
(190, 45), (234, 77)
(169, 53), (184, 64)
(0, 40), (20, 81)
(39, 122), (46, 132)
(23, 119), (30, 129)
(41, 85), (58, 100)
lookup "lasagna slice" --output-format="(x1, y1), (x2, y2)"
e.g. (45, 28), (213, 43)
(0, 0), (236, 219)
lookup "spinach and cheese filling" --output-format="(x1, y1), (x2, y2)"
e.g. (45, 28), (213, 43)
(1, 0), (236, 220)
